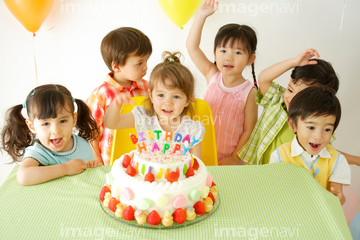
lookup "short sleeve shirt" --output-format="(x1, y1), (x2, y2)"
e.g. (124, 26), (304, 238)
(23, 135), (95, 165)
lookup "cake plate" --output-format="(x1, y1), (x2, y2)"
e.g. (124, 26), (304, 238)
(100, 194), (220, 229)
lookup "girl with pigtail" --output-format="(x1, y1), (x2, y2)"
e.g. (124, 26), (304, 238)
(1, 84), (101, 185)
(187, 0), (258, 165)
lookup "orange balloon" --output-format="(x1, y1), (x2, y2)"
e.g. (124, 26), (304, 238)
(4, 0), (54, 33)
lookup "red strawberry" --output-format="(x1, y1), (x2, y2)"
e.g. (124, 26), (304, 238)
(147, 210), (161, 226)
(167, 171), (179, 183)
(175, 167), (180, 177)
(126, 165), (136, 177)
(185, 167), (194, 178)
(193, 201), (205, 216)
(172, 208), (186, 224)
(193, 158), (199, 170)
(211, 181), (216, 187)
(99, 186), (111, 201)
(122, 155), (131, 168)
(207, 192), (215, 205)
(144, 172), (155, 182)
(108, 197), (120, 212)
(123, 206), (135, 221)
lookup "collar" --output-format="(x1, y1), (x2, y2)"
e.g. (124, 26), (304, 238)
(290, 136), (331, 159)
(106, 72), (145, 91)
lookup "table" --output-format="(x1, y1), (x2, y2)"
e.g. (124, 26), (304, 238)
(0, 164), (351, 239)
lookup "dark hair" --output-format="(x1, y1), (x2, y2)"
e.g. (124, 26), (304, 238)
(214, 24), (258, 88)
(1, 84), (99, 163)
(145, 51), (195, 118)
(290, 59), (339, 92)
(101, 27), (152, 71)
(288, 86), (341, 131)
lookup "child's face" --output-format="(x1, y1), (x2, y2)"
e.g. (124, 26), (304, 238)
(283, 79), (309, 109)
(117, 53), (149, 82)
(289, 114), (336, 156)
(26, 105), (77, 152)
(149, 79), (190, 125)
(214, 40), (255, 77)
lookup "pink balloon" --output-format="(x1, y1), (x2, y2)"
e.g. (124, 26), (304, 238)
(342, 186), (359, 225)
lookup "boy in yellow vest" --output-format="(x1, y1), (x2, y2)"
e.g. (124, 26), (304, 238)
(270, 86), (351, 205)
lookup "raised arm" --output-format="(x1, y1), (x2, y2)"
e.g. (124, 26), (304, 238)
(338, 151), (360, 166)
(186, 0), (219, 82)
(258, 49), (320, 96)
(104, 92), (136, 130)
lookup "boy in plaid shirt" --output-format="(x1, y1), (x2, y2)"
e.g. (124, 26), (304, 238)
(238, 49), (340, 165)
(87, 27), (152, 165)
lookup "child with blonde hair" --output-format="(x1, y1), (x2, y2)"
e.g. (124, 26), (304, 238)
(104, 51), (204, 157)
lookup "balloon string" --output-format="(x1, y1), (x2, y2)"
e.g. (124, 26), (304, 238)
(32, 33), (38, 86)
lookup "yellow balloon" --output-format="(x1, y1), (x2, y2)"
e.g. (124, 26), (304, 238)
(158, 0), (202, 28)
(4, 0), (54, 33)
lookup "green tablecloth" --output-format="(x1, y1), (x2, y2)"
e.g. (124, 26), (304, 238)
(0, 164), (352, 239)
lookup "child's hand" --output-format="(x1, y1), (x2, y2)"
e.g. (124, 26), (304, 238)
(330, 186), (345, 205)
(113, 92), (136, 106)
(85, 160), (103, 168)
(199, 0), (218, 18)
(63, 159), (87, 176)
(219, 156), (245, 165)
(293, 49), (320, 67)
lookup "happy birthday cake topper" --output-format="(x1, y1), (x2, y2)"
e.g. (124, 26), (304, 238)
(129, 130), (200, 156)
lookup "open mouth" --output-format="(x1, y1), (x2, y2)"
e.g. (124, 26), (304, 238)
(309, 142), (321, 151)
(162, 109), (173, 114)
(224, 65), (234, 69)
(51, 138), (63, 148)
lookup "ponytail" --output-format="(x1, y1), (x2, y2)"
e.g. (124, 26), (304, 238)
(74, 99), (99, 142)
(162, 51), (181, 64)
(1, 105), (35, 163)
(1, 84), (100, 163)
(251, 62), (258, 89)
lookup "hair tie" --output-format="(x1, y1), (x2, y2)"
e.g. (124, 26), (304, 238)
(167, 58), (174, 63)
(73, 98), (78, 113)
(21, 102), (29, 119)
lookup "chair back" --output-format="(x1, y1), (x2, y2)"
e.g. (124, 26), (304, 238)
(193, 99), (218, 166)
(109, 97), (218, 166)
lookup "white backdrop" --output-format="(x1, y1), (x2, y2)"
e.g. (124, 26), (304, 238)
(1, 0), (359, 200)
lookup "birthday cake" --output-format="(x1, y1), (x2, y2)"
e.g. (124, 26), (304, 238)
(100, 130), (218, 227)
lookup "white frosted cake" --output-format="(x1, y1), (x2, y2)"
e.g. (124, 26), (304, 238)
(100, 140), (218, 226)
